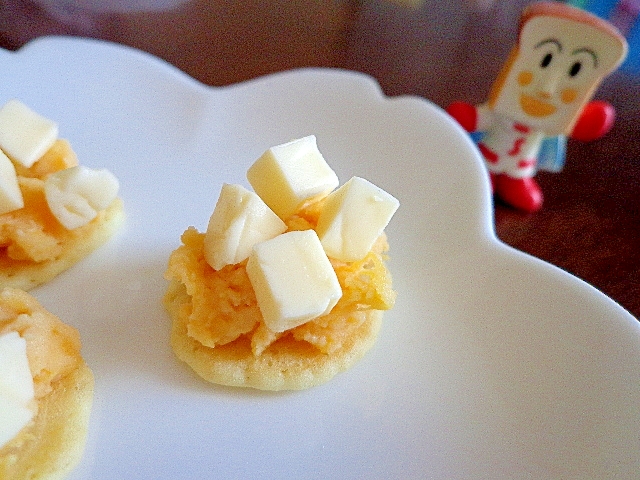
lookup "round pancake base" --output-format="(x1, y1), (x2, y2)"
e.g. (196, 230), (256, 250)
(0, 360), (94, 480)
(0, 198), (124, 291)
(166, 280), (383, 391)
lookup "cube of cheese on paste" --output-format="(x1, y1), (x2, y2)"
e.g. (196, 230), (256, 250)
(0, 331), (35, 449)
(204, 183), (287, 270)
(316, 176), (399, 262)
(0, 395), (34, 449)
(0, 332), (34, 405)
(246, 135), (339, 219)
(246, 230), (342, 333)
(44, 165), (120, 230)
(0, 150), (24, 215)
(0, 99), (58, 168)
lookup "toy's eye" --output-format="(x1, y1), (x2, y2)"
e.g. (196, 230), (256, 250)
(569, 61), (582, 77)
(540, 53), (553, 68)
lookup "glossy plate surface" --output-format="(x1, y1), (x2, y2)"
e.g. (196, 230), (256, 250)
(2, 37), (639, 479)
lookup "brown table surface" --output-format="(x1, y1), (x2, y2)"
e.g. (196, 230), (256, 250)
(2, 0), (638, 319)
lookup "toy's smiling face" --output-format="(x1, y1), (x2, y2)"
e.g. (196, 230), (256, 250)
(490, 13), (626, 135)
(516, 34), (594, 118)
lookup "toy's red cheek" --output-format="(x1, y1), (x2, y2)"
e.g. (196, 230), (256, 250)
(517, 70), (533, 86)
(561, 88), (578, 104)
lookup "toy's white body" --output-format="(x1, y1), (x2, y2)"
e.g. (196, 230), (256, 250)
(476, 106), (546, 179)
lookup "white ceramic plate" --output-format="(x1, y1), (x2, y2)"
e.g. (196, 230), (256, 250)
(2, 37), (639, 479)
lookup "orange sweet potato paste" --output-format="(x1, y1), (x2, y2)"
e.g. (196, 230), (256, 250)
(0, 140), (79, 264)
(165, 198), (396, 356)
(0, 288), (81, 400)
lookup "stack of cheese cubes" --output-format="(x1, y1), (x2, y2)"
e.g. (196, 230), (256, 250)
(203, 135), (399, 334)
(0, 99), (119, 230)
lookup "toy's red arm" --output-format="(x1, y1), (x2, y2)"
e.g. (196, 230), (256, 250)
(446, 101), (478, 132)
(571, 100), (616, 142)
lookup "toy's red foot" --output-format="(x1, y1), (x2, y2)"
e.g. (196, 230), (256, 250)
(493, 174), (543, 213)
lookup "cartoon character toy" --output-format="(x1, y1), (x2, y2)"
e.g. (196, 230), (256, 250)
(447, 1), (628, 212)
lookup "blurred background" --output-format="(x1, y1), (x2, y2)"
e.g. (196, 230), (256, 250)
(1, 0), (637, 97)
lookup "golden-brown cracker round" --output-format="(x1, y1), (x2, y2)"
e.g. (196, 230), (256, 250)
(0, 197), (124, 291)
(165, 279), (383, 391)
(0, 360), (94, 480)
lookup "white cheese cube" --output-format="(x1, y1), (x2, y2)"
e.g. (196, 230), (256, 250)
(0, 331), (35, 450)
(0, 332), (34, 405)
(316, 176), (399, 262)
(0, 395), (34, 449)
(0, 99), (58, 168)
(0, 150), (24, 215)
(204, 183), (287, 270)
(246, 230), (343, 333)
(44, 165), (119, 230)
(247, 135), (339, 219)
